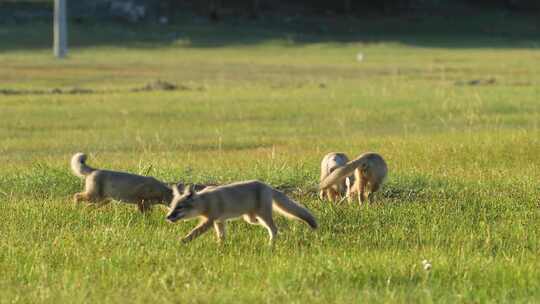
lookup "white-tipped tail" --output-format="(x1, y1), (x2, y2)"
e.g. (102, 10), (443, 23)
(70, 153), (95, 178)
(271, 189), (318, 229)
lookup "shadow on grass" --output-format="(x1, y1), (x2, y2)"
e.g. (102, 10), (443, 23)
(0, 12), (538, 53)
(380, 174), (468, 204)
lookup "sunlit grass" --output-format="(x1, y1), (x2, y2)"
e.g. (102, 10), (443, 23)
(0, 19), (539, 303)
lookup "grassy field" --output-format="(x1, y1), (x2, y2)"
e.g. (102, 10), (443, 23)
(1, 16), (539, 303)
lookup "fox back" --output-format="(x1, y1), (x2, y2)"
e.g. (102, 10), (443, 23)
(90, 170), (173, 204)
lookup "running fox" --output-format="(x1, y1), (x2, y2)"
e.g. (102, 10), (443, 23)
(166, 180), (318, 245)
(320, 152), (387, 205)
(71, 152), (174, 213)
(319, 152), (354, 202)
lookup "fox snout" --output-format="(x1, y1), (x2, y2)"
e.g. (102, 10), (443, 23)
(166, 210), (181, 222)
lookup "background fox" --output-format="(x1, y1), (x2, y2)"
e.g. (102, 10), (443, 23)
(319, 152), (387, 205)
(319, 152), (355, 202)
(166, 180), (318, 245)
(71, 152), (175, 213)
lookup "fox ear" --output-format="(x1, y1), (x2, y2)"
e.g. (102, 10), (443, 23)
(183, 184), (195, 197)
(172, 184), (181, 197)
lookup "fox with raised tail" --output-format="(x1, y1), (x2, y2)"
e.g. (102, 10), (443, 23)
(166, 180), (318, 245)
(320, 152), (387, 205)
(319, 152), (355, 202)
(70, 152), (174, 213)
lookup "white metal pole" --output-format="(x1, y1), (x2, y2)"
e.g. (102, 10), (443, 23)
(54, 0), (67, 58)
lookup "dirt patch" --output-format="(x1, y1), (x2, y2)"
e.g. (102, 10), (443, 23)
(0, 80), (204, 96)
(0, 87), (96, 95)
(455, 78), (496, 86)
(131, 80), (179, 92)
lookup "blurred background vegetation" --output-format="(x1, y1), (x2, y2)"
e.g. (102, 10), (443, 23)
(1, 0), (539, 24)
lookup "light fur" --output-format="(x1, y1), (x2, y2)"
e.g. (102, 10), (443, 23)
(319, 152), (354, 202)
(320, 152), (387, 205)
(166, 180), (317, 245)
(70, 152), (175, 213)
(71, 153), (95, 178)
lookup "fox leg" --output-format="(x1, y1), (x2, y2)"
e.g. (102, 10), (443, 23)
(73, 192), (101, 204)
(331, 189), (340, 202)
(214, 221), (226, 242)
(142, 196), (167, 212)
(257, 215), (278, 245)
(182, 219), (213, 243)
(75, 177), (104, 204)
(347, 187), (355, 203)
(345, 177), (352, 198)
(350, 169), (361, 204)
(358, 177), (367, 205)
(133, 183), (158, 213)
(256, 199), (278, 244)
(368, 182), (381, 203)
(257, 189), (278, 245)
(73, 192), (86, 203)
(319, 189), (334, 201)
(325, 189), (333, 202)
(345, 179), (355, 204)
(136, 199), (152, 213)
(137, 191), (168, 213)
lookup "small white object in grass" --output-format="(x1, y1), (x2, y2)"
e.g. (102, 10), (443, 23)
(159, 16), (169, 24)
(422, 259), (432, 271)
(356, 52), (364, 62)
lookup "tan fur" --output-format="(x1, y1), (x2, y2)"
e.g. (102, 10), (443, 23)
(173, 182), (216, 194)
(319, 152), (387, 205)
(319, 152), (355, 202)
(166, 180), (318, 245)
(70, 152), (174, 213)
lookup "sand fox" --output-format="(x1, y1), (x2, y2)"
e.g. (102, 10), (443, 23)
(71, 152), (174, 213)
(320, 152), (387, 205)
(319, 152), (355, 202)
(166, 180), (318, 245)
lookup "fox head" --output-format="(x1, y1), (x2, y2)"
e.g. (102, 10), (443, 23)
(166, 185), (203, 222)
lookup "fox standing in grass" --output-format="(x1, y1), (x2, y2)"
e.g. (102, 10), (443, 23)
(319, 152), (354, 202)
(320, 152), (387, 205)
(70, 152), (173, 213)
(166, 180), (318, 245)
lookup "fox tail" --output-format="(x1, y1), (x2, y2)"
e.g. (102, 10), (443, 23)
(271, 189), (318, 229)
(70, 152), (96, 178)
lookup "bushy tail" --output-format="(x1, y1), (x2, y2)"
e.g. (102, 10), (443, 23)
(70, 153), (96, 178)
(271, 189), (318, 229)
(319, 156), (366, 189)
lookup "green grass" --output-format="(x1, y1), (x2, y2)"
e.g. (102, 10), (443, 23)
(0, 17), (539, 303)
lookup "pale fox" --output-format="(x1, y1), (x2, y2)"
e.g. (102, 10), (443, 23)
(320, 152), (387, 205)
(319, 152), (354, 202)
(71, 152), (174, 213)
(166, 180), (318, 245)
